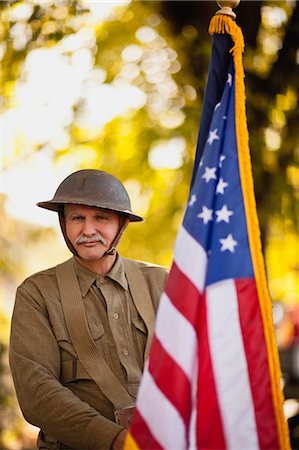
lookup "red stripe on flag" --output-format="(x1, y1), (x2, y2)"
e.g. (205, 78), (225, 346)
(165, 262), (201, 330)
(236, 278), (280, 449)
(148, 335), (192, 428)
(130, 409), (163, 450)
(196, 293), (227, 449)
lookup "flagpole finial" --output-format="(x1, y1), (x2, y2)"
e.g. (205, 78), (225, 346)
(216, 1), (240, 19)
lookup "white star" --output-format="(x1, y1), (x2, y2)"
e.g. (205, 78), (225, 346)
(199, 159), (203, 167)
(214, 102), (221, 111)
(219, 155), (226, 167)
(227, 73), (232, 86)
(197, 206), (213, 224)
(202, 166), (217, 183)
(220, 234), (238, 253)
(188, 194), (197, 206)
(216, 178), (229, 195)
(215, 205), (234, 223)
(207, 129), (219, 145)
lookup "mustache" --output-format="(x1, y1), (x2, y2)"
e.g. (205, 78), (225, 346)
(75, 234), (106, 245)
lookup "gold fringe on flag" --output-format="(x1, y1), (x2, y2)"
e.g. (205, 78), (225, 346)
(209, 14), (290, 450)
(125, 432), (139, 450)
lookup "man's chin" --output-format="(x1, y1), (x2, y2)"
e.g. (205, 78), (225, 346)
(76, 248), (107, 261)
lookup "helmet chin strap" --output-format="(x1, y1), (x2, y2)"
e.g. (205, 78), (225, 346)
(105, 217), (129, 256)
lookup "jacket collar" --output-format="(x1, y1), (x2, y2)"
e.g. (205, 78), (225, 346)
(73, 253), (128, 297)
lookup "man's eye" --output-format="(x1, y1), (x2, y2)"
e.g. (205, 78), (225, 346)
(71, 216), (83, 221)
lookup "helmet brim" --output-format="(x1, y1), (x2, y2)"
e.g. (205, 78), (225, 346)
(36, 200), (143, 222)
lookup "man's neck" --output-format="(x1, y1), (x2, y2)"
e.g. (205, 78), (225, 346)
(75, 253), (117, 276)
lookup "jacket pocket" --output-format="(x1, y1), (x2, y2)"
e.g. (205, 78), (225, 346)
(59, 322), (105, 383)
(55, 321), (104, 360)
(131, 317), (147, 367)
(88, 320), (105, 340)
(55, 329), (77, 360)
(131, 317), (147, 334)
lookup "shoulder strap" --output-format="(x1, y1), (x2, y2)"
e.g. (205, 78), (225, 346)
(123, 259), (156, 361)
(56, 258), (134, 410)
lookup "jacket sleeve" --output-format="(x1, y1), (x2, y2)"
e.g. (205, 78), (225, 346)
(9, 282), (123, 450)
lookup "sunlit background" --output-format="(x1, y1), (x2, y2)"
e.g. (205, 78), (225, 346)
(1, 1), (298, 448)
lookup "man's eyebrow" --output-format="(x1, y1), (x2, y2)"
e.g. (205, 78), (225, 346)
(67, 211), (84, 217)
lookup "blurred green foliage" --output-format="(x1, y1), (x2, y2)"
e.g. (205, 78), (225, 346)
(0, 1), (298, 447)
(1, 1), (298, 260)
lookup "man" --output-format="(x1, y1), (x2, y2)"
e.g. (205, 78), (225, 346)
(9, 169), (168, 450)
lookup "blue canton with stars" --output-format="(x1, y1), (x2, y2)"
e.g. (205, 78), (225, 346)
(183, 62), (254, 286)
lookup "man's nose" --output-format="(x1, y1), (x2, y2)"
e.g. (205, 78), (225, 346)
(82, 219), (97, 236)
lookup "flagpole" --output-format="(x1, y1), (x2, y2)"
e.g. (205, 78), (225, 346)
(216, 0), (240, 19)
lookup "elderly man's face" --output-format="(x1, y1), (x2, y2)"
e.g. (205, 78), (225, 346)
(64, 204), (120, 261)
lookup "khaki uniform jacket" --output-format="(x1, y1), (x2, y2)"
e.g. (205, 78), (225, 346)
(9, 254), (168, 450)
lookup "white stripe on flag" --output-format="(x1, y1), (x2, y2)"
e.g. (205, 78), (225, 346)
(188, 357), (198, 450)
(206, 279), (259, 450)
(155, 292), (198, 381)
(136, 363), (187, 450)
(174, 226), (207, 293)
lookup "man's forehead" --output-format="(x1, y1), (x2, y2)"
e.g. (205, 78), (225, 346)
(64, 204), (118, 216)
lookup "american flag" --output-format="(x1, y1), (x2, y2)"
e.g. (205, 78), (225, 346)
(125, 14), (289, 450)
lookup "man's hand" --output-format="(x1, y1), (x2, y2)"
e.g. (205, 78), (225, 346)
(111, 429), (128, 450)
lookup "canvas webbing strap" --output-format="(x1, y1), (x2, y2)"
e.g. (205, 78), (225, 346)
(123, 258), (156, 361)
(56, 258), (134, 410)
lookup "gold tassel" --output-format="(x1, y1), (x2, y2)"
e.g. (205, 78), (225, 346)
(209, 13), (290, 450)
(124, 432), (139, 450)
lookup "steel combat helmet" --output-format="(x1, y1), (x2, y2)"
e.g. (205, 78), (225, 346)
(37, 169), (142, 257)
(37, 169), (143, 222)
